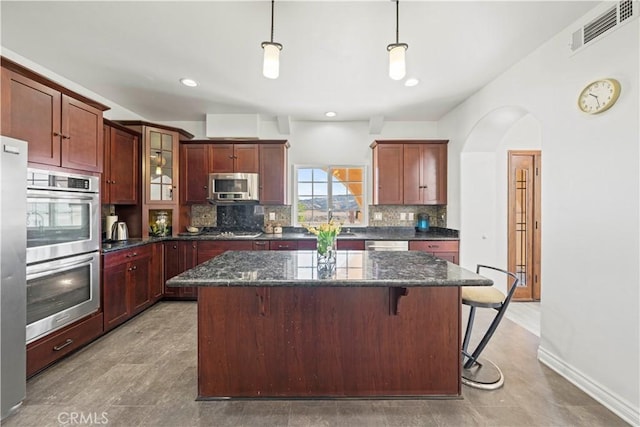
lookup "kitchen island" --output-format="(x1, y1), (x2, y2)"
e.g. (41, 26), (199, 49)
(166, 250), (492, 399)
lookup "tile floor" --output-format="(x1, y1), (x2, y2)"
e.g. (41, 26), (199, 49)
(4, 301), (627, 427)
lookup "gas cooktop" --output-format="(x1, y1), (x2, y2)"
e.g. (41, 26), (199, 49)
(202, 230), (263, 238)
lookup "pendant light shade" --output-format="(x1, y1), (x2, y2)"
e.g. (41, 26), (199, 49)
(262, 42), (282, 79)
(388, 44), (407, 81)
(262, 0), (282, 79)
(387, 1), (408, 80)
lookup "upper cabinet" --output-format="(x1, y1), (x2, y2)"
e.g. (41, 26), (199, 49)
(1, 58), (109, 173)
(180, 140), (289, 205)
(210, 143), (259, 173)
(116, 121), (194, 237)
(102, 121), (140, 205)
(259, 142), (289, 205)
(372, 140), (448, 205)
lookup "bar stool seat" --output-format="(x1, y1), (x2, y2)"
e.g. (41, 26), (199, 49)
(461, 265), (520, 390)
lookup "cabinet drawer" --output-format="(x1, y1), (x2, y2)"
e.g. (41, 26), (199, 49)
(269, 240), (298, 250)
(103, 244), (152, 268)
(409, 240), (459, 253)
(27, 313), (103, 377)
(297, 240), (317, 250)
(337, 239), (365, 250)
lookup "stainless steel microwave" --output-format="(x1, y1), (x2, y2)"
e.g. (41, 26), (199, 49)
(208, 173), (259, 203)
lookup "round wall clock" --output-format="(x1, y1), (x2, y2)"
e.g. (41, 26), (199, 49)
(577, 78), (621, 114)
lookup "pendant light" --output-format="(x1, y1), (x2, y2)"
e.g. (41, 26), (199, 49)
(387, 0), (408, 81)
(261, 0), (283, 79)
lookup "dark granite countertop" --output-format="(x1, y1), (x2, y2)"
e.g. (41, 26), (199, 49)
(101, 227), (459, 254)
(166, 250), (491, 288)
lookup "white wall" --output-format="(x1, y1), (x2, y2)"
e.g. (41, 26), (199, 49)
(1, 48), (144, 121)
(439, 4), (639, 423)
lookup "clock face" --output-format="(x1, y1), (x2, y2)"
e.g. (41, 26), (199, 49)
(578, 78), (621, 114)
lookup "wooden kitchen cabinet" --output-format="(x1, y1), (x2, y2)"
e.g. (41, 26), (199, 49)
(337, 239), (365, 250)
(269, 240), (298, 250)
(180, 143), (210, 204)
(372, 143), (404, 205)
(1, 60), (108, 173)
(403, 143), (448, 205)
(210, 143), (258, 173)
(102, 245), (154, 331)
(26, 312), (103, 378)
(252, 241), (269, 251)
(117, 121), (193, 238)
(409, 240), (459, 264)
(102, 121), (140, 205)
(164, 240), (198, 300)
(259, 142), (289, 204)
(180, 140), (288, 205)
(372, 140), (448, 205)
(149, 242), (164, 301)
(197, 240), (253, 264)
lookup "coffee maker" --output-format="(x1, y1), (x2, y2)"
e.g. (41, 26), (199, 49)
(416, 214), (430, 232)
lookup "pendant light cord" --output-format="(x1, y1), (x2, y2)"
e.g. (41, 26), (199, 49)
(395, 0), (399, 44)
(270, 0), (275, 43)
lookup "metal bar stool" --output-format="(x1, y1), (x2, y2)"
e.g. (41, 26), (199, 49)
(461, 264), (520, 390)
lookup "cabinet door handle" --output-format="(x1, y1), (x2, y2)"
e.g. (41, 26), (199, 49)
(203, 185), (208, 189)
(61, 135), (71, 140)
(427, 245), (439, 249)
(111, 180), (116, 184)
(254, 242), (266, 246)
(126, 252), (138, 258)
(278, 245), (289, 249)
(53, 339), (73, 351)
(53, 131), (61, 137)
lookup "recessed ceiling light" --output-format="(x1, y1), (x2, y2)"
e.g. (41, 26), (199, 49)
(180, 78), (198, 87)
(325, 111), (337, 117)
(404, 78), (420, 87)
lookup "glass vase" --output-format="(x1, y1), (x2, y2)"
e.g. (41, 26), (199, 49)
(316, 236), (337, 271)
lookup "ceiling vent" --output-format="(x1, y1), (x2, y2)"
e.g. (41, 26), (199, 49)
(570, 0), (637, 55)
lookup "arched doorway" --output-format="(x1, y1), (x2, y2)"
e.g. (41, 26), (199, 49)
(459, 106), (542, 331)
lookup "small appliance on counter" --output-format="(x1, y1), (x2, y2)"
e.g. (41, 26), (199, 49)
(110, 221), (129, 241)
(416, 214), (430, 232)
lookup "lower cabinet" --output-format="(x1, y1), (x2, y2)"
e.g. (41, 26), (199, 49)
(409, 240), (460, 264)
(269, 240), (298, 250)
(102, 244), (154, 331)
(197, 240), (254, 263)
(26, 312), (103, 378)
(337, 239), (365, 250)
(164, 240), (198, 300)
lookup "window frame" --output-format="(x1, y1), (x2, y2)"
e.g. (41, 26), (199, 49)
(292, 164), (368, 227)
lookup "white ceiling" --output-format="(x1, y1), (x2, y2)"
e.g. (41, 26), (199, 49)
(1, 1), (598, 122)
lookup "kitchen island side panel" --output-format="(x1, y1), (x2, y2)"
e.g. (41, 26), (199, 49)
(197, 286), (461, 398)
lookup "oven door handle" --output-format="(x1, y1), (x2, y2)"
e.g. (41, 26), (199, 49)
(27, 254), (97, 279)
(27, 190), (98, 202)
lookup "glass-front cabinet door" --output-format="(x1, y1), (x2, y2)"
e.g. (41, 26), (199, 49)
(145, 128), (178, 204)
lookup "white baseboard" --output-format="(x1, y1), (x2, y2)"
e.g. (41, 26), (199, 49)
(538, 346), (640, 426)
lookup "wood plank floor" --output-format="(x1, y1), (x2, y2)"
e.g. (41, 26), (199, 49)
(3, 301), (626, 426)
(505, 302), (541, 337)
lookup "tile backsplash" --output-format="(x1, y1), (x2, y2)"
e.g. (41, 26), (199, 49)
(188, 204), (446, 228)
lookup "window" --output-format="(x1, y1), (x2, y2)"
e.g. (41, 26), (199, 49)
(294, 166), (366, 226)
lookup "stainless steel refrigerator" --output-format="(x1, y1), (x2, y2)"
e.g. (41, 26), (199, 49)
(1, 136), (27, 420)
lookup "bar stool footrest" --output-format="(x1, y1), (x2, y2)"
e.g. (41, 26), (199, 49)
(462, 357), (504, 390)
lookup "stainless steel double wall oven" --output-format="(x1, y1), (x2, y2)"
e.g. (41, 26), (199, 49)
(25, 168), (100, 343)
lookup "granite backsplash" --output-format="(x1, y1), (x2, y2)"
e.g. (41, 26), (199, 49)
(187, 204), (446, 229)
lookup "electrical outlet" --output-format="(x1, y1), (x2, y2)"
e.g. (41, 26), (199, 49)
(400, 212), (406, 221)
(408, 213), (414, 221)
(374, 212), (382, 221)
(269, 212), (276, 221)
